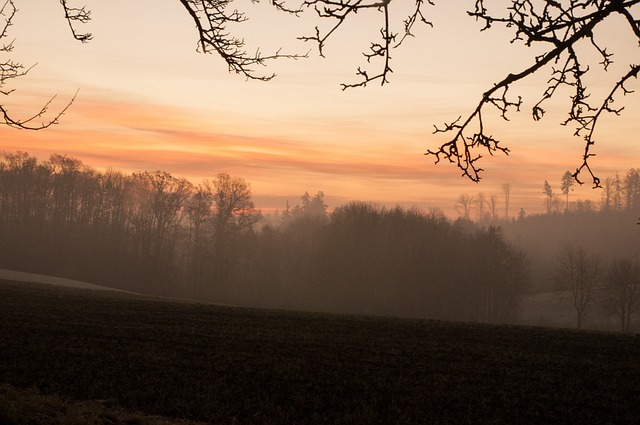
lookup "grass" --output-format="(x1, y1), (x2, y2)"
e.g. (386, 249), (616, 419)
(1, 279), (639, 424)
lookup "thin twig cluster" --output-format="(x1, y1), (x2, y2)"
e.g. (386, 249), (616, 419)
(60, 0), (92, 42)
(0, 0), (306, 130)
(178, 0), (306, 81)
(0, 0), (76, 129)
(299, 0), (433, 89)
(427, 0), (640, 186)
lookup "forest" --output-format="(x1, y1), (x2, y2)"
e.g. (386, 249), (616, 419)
(0, 151), (638, 330)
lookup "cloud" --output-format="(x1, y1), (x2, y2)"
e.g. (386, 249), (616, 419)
(2, 92), (637, 216)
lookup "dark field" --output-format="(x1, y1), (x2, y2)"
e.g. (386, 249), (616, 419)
(1, 280), (639, 424)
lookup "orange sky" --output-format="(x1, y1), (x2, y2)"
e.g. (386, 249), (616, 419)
(1, 1), (639, 217)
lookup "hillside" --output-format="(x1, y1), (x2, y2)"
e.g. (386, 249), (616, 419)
(1, 279), (639, 424)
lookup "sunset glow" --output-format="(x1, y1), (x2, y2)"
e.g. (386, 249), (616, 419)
(2, 1), (639, 217)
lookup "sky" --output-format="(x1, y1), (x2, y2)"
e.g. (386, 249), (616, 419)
(1, 1), (639, 216)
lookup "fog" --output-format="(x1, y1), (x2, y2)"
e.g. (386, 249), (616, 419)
(1, 151), (638, 331)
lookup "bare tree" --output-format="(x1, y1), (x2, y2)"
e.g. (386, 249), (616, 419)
(469, 227), (529, 323)
(601, 176), (613, 212)
(561, 171), (575, 212)
(455, 193), (475, 220)
(131, 171), (193, 279)
(186, 185), (214, 247)
(543, 180), (554, 215)
(207, 173), (261, 236)
(47, 154), (85, 230)
(601, 258), (640, 333)
(624, 168), (640, 210)
(488, 193), (499, 221)
(502, 183), (511, 221)
(0, 151), (50, 233)
(475, 192), (487, 221)
(556, 246), (600, 330)
(185, 184), (214, 293)
(94, 169), (134, 273)
(206, 173), (261, 281)
(613, 172), (624, 211)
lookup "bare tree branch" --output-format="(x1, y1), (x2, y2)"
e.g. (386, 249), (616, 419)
(60, 0), (93, 42)
(178, 0), (307, 81)
(299, 0), (433, 88)
(426, 0), (640, 186)
(572, 64), (639, 187)
(396, 0), (433, 48)
(0, 91), (78, 130)
(0, 0), (76, 130)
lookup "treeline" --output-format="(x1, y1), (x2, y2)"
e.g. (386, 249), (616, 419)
(0, 152), (261, 298)
(454, 168), (640, 224)
(257, 203), (528, 321)
(0, 151), (528, 322)
(541, 168), (640, 215)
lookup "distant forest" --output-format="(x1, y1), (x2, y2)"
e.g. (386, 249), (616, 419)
(1, 151), (638, 328)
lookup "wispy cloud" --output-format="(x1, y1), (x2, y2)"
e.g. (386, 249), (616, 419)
(2, 92), (636, 216)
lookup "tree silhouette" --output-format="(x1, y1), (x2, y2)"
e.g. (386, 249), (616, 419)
(543, 180), (554, 214)
(488, 193), (499, 221)
(561, 171), (575, 211)
(0, 150), (565, 323)
(556, 246), (600, 330)
(207, 173), (261, 289)
(454, 193), (475, 220)
(130, 170), (192, 289)
(613, 172), (624, 211)
(502, 183), (511, 221)
(208, 173), (261, 237)
(292, 191), (328, 219)
(624, 168), (640, 209)
(601, 258), (640, 333)
(185, 184), (214, 293)
(601, 176), (614, 211)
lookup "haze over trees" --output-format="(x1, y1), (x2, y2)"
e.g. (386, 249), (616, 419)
(602, 258), (640, 333)
(2, 151), (640, 330)
(2, 1), (640, 329)
(0, 151), (530, 323)
(556, 246), (600, 330)
(448, 168), (640, 330)
(1, 1), (639, 184)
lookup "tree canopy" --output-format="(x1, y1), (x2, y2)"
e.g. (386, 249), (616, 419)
(2, 0), (639, 186)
